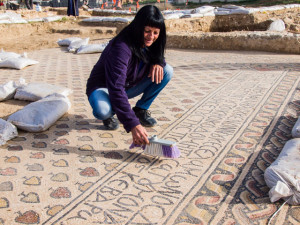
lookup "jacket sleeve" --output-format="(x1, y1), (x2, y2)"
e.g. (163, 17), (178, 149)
(104, 41), (140, 132)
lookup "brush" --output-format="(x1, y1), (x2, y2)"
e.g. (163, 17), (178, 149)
(129, 135), (180, 158)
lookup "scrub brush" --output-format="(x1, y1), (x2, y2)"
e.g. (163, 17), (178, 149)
(129, 135), (180, 158)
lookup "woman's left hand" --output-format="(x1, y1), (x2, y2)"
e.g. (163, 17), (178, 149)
(149, 64), (163, 84)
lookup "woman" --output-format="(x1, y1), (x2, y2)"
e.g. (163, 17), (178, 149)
(86, 5), (173, 146)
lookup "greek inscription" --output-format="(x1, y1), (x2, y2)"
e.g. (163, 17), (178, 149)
(157, 186), (182, 199)
(194, 148), (215, 159)
(135, 157), (152, 173)
(165, 174), (187, 188)
(99, 186), (122, 197)
(128, 205), (166, 224)
(151, 195), (174, 205)
(94, 192), (114, 202)
(107, 203), (133, 218)
(134, 178), (158, 192)
(117, 197), (139, 207)
(107, 179), (129, 190)
(123, 193), (144, 203)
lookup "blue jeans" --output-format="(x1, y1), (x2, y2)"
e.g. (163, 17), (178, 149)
(88, 64), (173, 120)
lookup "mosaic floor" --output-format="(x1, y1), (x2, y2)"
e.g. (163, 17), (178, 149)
(0, 48), (299, 225)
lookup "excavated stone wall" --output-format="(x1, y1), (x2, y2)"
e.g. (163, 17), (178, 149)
(165, 7), (300, 33)
(167, 31), (300, 54)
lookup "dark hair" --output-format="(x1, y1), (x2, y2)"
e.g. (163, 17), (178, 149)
(116, 5), (166, 65)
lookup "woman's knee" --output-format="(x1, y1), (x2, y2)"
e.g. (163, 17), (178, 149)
(163, 64), (174, 82)
(88, 88), (112, 120)
(93, 105), (111, 120)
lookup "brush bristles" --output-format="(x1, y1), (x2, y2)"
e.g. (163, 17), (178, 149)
(162, 145), (180, 158)
(144, 143), (180, 158)
(144, 143), (164, 157)
(129, 137), (181, 158)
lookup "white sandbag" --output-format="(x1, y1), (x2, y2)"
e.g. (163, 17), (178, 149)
(215, 11), (230, 16)
(190, 13), (204, 18)
(0, 57), (38, 70)
(102, 17), (116, 22)
(14, 82), (72, 102)
(267, 19), (286, 32)
(0, 78), (26, 101)
(216, 7), (231, 12)
(0, 12), (27, 23)
(43, 16), (63, 22)
(248, 8), (260, 14)
(164, 13), (183, 20)
(0, 81), (15, 101)
(285, 4), (300, 9)
(10, 18), (28, 24)
(292, 117), (300, 138)
(27, 17), (44, 22)
(0, 49), (22, 61)
(57, 37), (82, 47)
(221, 5), (244, 9)
(180, 13), (204, 18)
(264, 138), (300, 205)
(82, 17), (104, 22)
(229, 9), (251, 14)
(203, 11), (215, 17)
(179, 9), (193, 14)
(0, 20), (11, 24)
(76, 43), (108, 54)
(0, 14), (10, 20)
(162, 9), (174, 14)
(192, 6), (215, 14)
(267, 5), (285, 11)
(68, 38), (90, 53)
(180, 14), (192, 18)
(114, 17), (133, 23)
(0, 119), (18, 146)
(8, 93), (71, 132)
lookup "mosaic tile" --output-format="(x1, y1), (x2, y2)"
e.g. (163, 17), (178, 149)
(0, 48), (299, 224)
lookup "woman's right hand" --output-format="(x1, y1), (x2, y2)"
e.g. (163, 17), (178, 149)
(131, 125), (149, 145)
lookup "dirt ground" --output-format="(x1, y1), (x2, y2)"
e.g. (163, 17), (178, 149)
(0, 5), (299, 53)
(0, 8), (113, 53)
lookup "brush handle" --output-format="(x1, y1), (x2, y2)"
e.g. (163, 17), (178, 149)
(148, 135), (176, 146)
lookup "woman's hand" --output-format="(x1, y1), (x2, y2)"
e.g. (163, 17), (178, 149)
(149, 64), (163, 84)
(131, 125), (149, 145)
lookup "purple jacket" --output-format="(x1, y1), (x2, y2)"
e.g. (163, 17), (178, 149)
(86, 37), (153, 132)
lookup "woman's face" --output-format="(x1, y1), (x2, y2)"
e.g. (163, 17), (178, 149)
(143, 26), (160, 47)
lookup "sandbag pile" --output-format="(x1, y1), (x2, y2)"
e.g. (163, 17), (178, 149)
(0, 49), (39, 70)
(0, 11), (63, 24)
(264, 116), (300, 205)
(162, 4), (300, 19)
(57, 37), (109, 54)
(0, 11), (27, 24)
(92, 8), (135, 15)
(82, 16), (133, 23)
(0, 79), (72, 146)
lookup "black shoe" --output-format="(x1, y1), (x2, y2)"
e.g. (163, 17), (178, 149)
(103, 116), (119, 130)
(133, 107), (157, 127)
